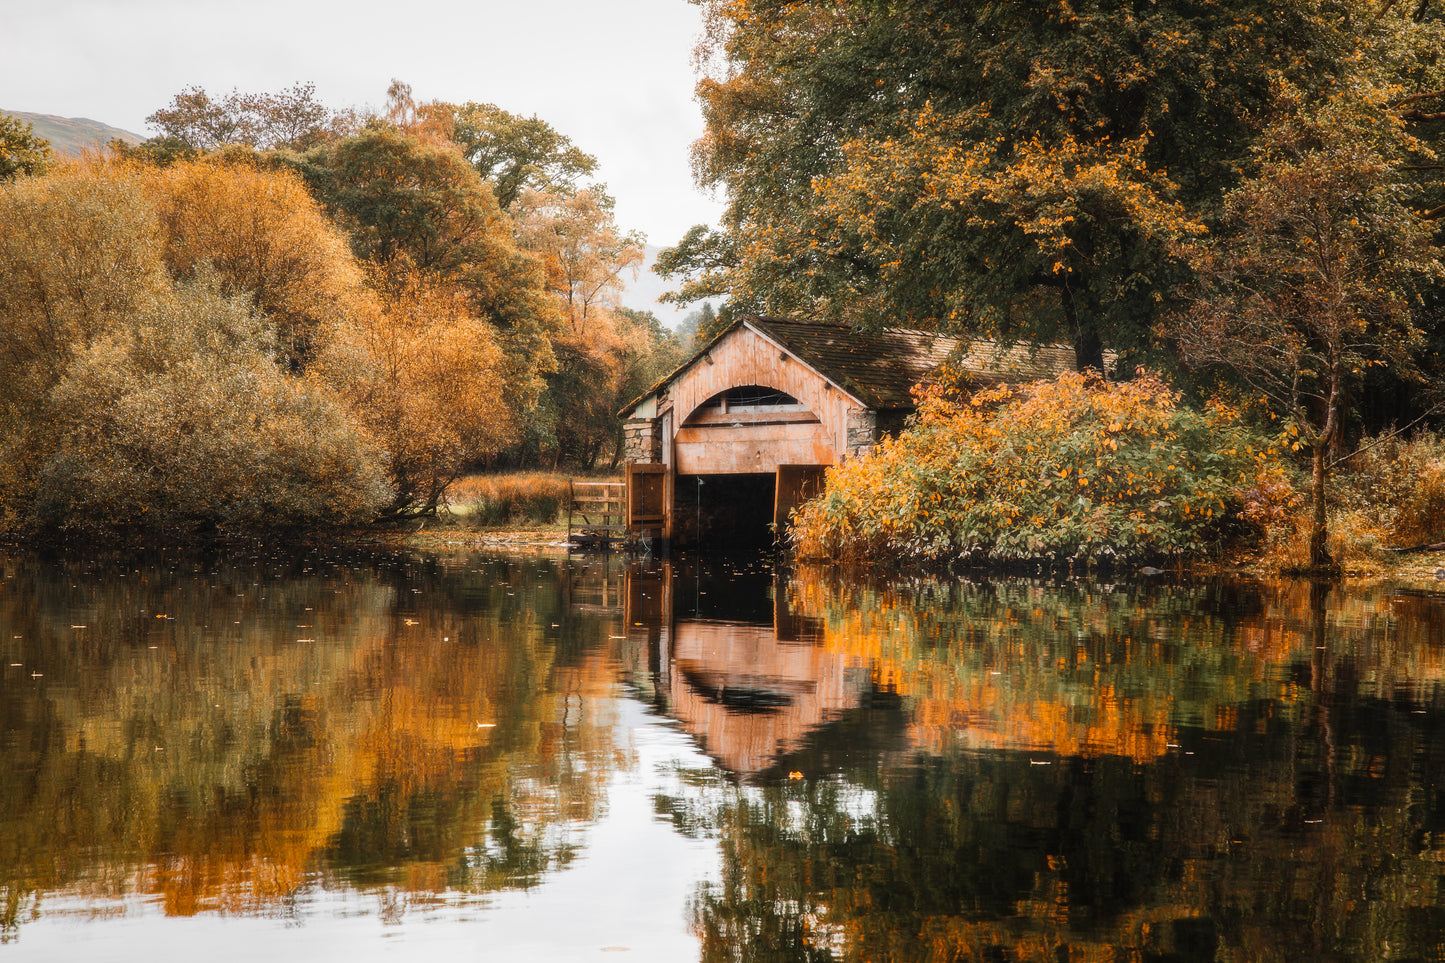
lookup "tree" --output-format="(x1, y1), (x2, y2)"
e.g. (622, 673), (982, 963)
(1173, 88), (1444, 571)
(433, 101), (599, 211)
(611, 308), (687, 465)
(0, 113), (53, 181)
(315, 272), (516, 515)
(512, 187), (645, 337)
(295, 125), (561, 464)
(149, 156), (373, 370)
(145, 82), (343, 151)
(1363, 0), (1445, 220)
(297, 126), (550, 312)
(654, 224), (735, 316)
(0, 161), (167, 517)
(686, 0), (1355, 370)
(39, 272), (389, 535)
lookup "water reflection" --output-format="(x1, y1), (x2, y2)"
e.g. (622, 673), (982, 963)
(0, 549), (626, 940)
(6, 550), (1445, 960)
(652, 566), (1445, 962)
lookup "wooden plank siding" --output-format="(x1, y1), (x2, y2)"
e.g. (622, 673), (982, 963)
(665, 323), (865, 471)
(674, 423), (835, 475)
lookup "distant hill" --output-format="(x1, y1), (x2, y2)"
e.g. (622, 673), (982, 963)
(4, 110), (143, 156)
(621, 244), (723, 331)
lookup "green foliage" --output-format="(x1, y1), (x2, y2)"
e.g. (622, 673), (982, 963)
(0, 112), (53, 181)
(297, 124), (559, 343)
(439, 100), (599, 211)
(654, 224), (736, 311)
(791, 372), (1274, 566)
(688, 0), (1361, 369)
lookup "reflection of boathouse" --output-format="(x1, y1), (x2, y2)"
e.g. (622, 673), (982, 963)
(618, 317), (1077, 547)
(620, 559), (904, 780)
(609, 560), (1179, 781)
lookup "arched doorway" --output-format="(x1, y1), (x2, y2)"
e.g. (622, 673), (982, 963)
(671, 386), (830, 548)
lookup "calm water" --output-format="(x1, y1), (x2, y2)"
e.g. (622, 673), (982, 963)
(5, 548), (1445, 961)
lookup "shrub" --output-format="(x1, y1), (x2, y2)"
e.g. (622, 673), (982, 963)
(33, 275), (392, 536)
(790, 371), (1277, 567)
(1256, 431), (1445, 572)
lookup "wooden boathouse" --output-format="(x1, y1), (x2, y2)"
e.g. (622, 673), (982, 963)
(618, 316), (1077, 548)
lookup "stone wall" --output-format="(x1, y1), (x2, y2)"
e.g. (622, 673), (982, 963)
(845, 408), (879, 459)
(623, 418), (662, 463)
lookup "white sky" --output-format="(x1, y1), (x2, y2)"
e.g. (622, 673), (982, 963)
(0, 0), (726, 251)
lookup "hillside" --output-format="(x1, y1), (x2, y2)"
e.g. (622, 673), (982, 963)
(4, 110), (143, 156)
(621, 243), (723, 331)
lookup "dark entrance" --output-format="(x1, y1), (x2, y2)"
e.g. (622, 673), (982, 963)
(674, 473), (777, 549)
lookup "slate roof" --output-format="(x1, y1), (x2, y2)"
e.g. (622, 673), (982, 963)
(747, 318), (956, 410)
(749, 318), (1083, 410)
(622, 316), (1085, 416)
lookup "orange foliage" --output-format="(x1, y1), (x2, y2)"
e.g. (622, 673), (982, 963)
(792, 371), (1279, 565)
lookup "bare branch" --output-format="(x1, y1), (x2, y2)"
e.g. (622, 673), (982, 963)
(1390, 89), (1445, 109)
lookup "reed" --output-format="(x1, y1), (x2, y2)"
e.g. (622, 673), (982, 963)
(445, 473), (571, 527)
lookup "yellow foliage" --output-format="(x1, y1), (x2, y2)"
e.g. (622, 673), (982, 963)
(148, 156), (372, 369)
(791, 371), (1278, 566)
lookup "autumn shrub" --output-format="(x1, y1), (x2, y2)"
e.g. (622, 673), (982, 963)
(790, 371), (1277, 567)
(447, 473), (571, 527)
(1252, 431), (1445, 571)
(32, 275), (392, 536)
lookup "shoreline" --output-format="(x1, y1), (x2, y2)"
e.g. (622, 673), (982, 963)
(394, 523), (1445, 585)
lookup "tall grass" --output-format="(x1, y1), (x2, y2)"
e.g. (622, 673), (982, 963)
(1256, 432), (1445, 572)
(445, 473), (571, 527)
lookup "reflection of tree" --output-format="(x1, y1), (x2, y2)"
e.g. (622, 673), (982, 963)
(0, 551), (623, 937)
(677, 573), (1445, 961)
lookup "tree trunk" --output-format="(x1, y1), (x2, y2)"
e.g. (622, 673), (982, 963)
(1306, 364), (1346, 574)
(1062, 286), (1106, 374)
(1309, 443), (1333, 571)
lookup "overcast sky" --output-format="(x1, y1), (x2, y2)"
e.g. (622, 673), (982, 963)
(0, 0), (726, 251)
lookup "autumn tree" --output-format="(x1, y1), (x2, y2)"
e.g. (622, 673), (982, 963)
(512, 187), (645, 337)
(0, 113), (53, 181)
(610, 308), (687, 464)
(148, 156), (373, 370)
(674, 301), (721, 352)
(680, 0), (1356, 371)
(1173, 88), (1444, 571)
(145, 82), (344, 151)
(0, 161), (167, 517)
(39, 271), (389, 534)
(315, 272), (515, 514)
(0, 159), (392, 535)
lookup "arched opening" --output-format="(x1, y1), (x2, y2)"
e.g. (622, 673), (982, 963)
(683, 385), (814, 423)
(671, 386), (830, 549)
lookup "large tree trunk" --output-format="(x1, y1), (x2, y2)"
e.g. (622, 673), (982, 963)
(1062, 286), (1106, 374)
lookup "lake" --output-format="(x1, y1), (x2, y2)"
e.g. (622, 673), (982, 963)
(4, 547), (1445, 961)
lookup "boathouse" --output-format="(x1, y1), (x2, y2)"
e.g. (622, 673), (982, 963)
(618, 316), (1078, 547)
